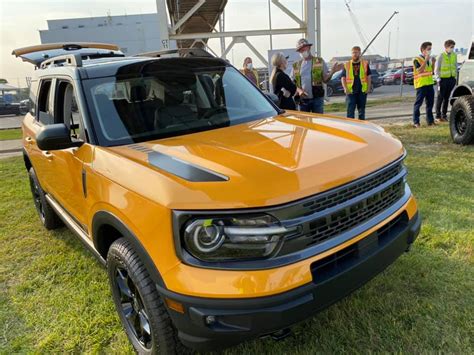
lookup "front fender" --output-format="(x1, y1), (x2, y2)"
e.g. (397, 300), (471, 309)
(450, 84), (473, 105)
(91, 209), (166, 287)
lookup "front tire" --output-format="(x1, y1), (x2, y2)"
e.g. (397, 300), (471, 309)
(107, 238), (187, 354)
(450, 95), (474, 145)
(28, 168), (63, 230)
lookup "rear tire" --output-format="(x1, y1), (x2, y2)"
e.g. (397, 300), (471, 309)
(107, 238), (188, 354)
(450, 95), (474, 145)
(28, 168), (63, 230)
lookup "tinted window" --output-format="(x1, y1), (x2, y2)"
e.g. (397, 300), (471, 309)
(37, 80), (53, 124)
(469, 42), (474, 60)
(83, 59), (278, 146)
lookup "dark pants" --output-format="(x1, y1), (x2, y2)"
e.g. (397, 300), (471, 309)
(435, 77), (456, 119)
(299, 97), (324, 114)
(346, 92), (367, 120)
(413, 85), (435, 125)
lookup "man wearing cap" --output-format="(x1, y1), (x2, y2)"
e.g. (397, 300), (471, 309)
(290, 38), (342, 113)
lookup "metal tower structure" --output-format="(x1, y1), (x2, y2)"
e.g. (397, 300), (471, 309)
(155, 0), (321, 66)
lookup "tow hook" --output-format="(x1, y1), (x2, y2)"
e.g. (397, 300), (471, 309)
(269, 328), (291, 341)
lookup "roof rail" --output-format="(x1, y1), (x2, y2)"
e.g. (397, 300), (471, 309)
(40, 54), (83, 69)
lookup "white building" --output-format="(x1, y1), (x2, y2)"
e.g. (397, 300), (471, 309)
(39, 13), (176, 55)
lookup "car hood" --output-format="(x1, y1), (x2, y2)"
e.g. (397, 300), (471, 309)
(96, 112), (404, 209)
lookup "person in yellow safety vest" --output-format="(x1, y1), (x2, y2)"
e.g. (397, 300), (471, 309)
(435, 39), (458, 122)
(341, 46), (372, 120)
(240, 57), (259, 87)
(290, 38), (343, 113)
(412, 41), (436, 128)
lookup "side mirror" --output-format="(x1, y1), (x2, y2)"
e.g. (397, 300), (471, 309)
(36, 123), (83, 151)
(265, 92), (280, 105)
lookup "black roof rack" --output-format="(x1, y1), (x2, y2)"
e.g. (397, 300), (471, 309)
(40, 54), (83, 69)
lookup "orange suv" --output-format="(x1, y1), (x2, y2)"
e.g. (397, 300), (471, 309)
(14, 43), (421, 353)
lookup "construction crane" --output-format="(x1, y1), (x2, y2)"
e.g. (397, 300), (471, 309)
(344, 0), (372, 54)
(344, 0), (399, 56)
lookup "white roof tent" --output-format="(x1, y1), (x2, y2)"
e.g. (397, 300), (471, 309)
(12, 42), (123, 67)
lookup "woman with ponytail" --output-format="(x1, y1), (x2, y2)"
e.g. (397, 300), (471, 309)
(270, 52), (297, 110)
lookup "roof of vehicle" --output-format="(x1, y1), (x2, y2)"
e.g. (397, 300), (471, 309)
(13, 43), (226, 80)
(80, 56), (229, 79)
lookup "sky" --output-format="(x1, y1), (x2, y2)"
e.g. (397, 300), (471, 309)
(1, 0), (472, 86)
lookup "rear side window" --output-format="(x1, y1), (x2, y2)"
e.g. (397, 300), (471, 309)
(469, 42), (474, 60)
(37, 80), (53, 124)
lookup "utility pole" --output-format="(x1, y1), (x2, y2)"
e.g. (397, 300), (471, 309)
(268, 0), (273, 50)
(387, 31), (391, 59)
(316, 0), (321, 56)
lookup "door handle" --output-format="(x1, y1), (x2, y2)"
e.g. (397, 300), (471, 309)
(42, 151), (53, 160)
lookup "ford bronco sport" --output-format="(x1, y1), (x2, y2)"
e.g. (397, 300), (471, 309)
(449, 38), (474, 145)
(13, 43), (421, 354)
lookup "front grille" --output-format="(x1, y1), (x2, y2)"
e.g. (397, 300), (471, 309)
(277, 159), (406, 257)
(298, 161), (402, 217)
(305, 179), (404, 247)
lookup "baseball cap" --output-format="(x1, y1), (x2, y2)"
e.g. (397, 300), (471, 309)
(296, 38), (313, 51)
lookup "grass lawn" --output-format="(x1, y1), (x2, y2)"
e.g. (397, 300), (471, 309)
(0, 124), (473, 353)
(0, 128), (22, 141)
(325, 96), (414, 113)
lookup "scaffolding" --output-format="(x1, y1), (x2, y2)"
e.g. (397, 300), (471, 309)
(155, 0), (321, 66)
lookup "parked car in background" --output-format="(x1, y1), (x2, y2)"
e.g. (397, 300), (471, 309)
(383, 68), (413, 85)
(326, 68), (381, 97)
(19, 99), (30, 115)
(381, 69), (399, 84)
(370, 69), (383, 89)
(326, 70), (344, 97)
(0, 97), (21, 115)
(404, 67), (414, 85)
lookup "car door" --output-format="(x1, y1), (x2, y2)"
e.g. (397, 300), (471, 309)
(43, 78), (93, 230)
(23, 78), (55, 186)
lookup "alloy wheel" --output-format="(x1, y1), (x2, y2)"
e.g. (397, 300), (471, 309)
(454, 110), (467, 135)
(114, 266), (152, 350)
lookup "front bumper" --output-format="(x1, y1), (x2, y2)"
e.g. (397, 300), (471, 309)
(158, 211), (421, 351)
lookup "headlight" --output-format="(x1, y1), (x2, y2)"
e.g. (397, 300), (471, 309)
(182, 214), (296, 262)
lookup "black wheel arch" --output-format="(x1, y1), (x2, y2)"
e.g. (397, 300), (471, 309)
(450, 85), (473, 105)
(92, 210), (166, 288)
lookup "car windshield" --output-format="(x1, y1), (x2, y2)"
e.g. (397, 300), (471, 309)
(83, 58), (278, 146)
